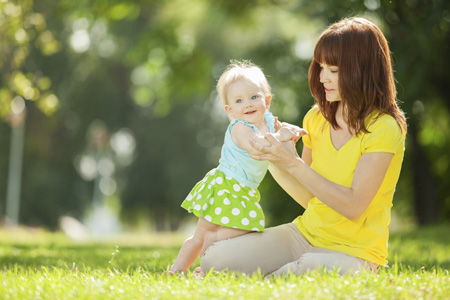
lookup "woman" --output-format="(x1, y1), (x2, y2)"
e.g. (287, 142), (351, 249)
(199, 17), (407, 276)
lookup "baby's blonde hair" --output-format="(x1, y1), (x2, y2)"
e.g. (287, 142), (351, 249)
(216, 60), (272, 106)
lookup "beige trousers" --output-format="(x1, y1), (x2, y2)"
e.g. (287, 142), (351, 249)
(200, 223), (379, 276)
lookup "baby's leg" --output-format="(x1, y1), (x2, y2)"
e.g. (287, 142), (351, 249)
(201, 227), (250, 254)
(169, 217), (221, 274)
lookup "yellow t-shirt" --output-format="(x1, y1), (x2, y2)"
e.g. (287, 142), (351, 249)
(294, 105), (405, 265)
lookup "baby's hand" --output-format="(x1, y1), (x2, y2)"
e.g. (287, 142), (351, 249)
(276, 123), (308, 143)
(273, 117), (283, 132)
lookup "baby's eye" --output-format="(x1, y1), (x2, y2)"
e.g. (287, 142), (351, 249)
(236, 99), (242, 103)
(251, 95), (258, 100)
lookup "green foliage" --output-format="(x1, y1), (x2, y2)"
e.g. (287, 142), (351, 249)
(1, 0), (318, 229)
(0, 226), (449, 299)
(0, 0), (61, 119)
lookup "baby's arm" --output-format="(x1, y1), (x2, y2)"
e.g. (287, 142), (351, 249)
(230, 122), (272, 151)
(230, 121), (308, 151)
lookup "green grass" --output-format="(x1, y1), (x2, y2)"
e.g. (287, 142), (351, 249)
(1, 225), (449, 299)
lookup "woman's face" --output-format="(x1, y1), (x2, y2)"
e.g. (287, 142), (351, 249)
(319, 63), (341, 102)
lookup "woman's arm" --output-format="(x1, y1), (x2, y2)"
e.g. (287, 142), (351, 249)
(250, 134), (393, 220)
(268, 146), (313, 209)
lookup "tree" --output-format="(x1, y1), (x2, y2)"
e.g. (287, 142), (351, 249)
(2, 0), (448, 230)
(378, 0), (450, 224)
(0, 0), (62, 224)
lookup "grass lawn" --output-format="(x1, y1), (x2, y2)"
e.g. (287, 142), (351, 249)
(1, 225), (449, 299)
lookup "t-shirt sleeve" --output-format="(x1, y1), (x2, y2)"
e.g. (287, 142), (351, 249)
(302, 106), (319, 149)
(362, 116), (404, 154)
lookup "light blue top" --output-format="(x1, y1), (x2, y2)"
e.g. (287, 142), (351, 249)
(217, 111), (276, 189)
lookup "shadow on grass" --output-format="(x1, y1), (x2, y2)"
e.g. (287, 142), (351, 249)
(1, 224), (449, 274)
(0, 244), (180, 273)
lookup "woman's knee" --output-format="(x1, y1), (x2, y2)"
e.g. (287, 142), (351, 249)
(298, 253), (327, 272)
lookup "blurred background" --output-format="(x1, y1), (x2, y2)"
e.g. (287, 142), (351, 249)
(0, 0), (449, 237)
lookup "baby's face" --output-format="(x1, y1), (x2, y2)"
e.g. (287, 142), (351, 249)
(224, 79), (270, 125)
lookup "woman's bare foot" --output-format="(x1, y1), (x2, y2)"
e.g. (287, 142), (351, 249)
(200, 231), (217, 254)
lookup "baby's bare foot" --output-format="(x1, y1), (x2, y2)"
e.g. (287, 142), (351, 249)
(168, 265), (185, 275)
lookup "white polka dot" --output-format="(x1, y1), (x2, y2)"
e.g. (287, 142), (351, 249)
(221, 217), (229, 224)
(186, 194), (193, 201)
(209, 198), (214, 205)
(248, 190), (255, 197)
(252, 228), (259, 231)
(249, 211), (257, 218)
(196, 194), (202, 200)
(211, 179), (216, 185)
(226, 176), (232, 180)
(205, 215), (212, 222)
(216, 177), (223, 184)
(208, 185), (212, 190)
(223, 198), (231, 205)
(241, 201), (246, 208)
(215, 207), (222, 215)
(240, 183), (246, 187)
(242, 196), (250, 201)
(218, 190), (224, 196)
(210, 169), (216, 175)
(194, 204), (201, 211)
(232, 195), (238, 198)
(232, 208), (240, 216)
(241, 218), (249, 226)
(233, 184), (241, 192)
(260, 220), (265, 227)
(202, 203), (208, 210)
(255, 203), (261, 209)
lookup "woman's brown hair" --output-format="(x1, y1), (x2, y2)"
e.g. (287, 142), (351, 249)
(308, 17), (407, 135)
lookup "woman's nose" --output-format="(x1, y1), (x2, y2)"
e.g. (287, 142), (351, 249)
(320, 70), (328, 83)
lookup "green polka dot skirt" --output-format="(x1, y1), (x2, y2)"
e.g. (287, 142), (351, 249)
(181, 168), (265, 232)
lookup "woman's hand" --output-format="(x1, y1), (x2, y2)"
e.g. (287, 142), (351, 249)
(248, 132), (303, 167)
